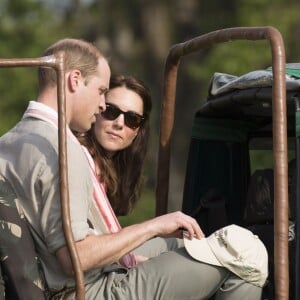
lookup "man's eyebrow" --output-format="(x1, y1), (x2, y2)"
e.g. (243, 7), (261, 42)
(99, 87), (108, 94)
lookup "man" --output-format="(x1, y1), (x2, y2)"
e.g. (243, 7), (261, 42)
(0, 38), (265, 299)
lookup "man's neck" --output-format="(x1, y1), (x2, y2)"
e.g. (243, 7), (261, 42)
(37, 87), (71, 124)
(37, 87), (59, 112)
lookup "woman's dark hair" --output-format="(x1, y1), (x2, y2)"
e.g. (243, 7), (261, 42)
(79, 74), (152, 215)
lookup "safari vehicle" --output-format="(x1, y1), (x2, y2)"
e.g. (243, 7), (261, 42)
(0, 27), (296, 300)
(155, 27), (298, 300)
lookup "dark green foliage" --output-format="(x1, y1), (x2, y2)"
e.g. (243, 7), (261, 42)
(1, 0), (300, 211)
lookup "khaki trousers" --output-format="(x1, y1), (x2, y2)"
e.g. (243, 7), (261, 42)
(83, 237), (262, 300)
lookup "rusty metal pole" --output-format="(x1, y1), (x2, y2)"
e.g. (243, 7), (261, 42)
(267, 27), (289, 300)
(156, 26), (289, 299)
(0, 53), (85, 300)
(55, 52), (85, 300)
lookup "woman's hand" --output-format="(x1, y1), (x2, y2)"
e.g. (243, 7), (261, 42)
(134, 255), (149, 264)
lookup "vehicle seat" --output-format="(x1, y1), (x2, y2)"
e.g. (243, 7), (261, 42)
(0, 175), (47, 300)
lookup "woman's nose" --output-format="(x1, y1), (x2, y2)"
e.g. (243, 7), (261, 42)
(113, 113), (125, 128)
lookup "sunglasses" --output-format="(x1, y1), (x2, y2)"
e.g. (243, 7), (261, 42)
(101, 103), (144, 129)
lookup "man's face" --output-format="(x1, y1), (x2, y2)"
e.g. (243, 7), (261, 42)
(70, 57), (111, 132)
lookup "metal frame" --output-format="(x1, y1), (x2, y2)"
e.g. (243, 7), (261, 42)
(156, 26), (289, 299)
(0, 52), (85, 300)
(0, 26), (290, 300)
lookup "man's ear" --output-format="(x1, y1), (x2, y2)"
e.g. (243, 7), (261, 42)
(67, 69), (82, 92)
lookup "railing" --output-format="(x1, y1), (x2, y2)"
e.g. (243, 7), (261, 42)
(0, 52), (85, 300)
(156, 26), (289, 299)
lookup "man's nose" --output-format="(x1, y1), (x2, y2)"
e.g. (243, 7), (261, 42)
(99, 96), (106, 112)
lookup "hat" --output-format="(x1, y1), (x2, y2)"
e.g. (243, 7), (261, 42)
(183, 224), (268, 287)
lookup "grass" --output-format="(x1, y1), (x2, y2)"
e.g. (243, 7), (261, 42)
(118, 188), (155, 227)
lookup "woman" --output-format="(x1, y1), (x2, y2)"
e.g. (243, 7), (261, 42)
(78, 74), (152, 216)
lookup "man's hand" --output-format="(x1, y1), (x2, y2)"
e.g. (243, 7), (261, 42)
(146, 211), (205, 240)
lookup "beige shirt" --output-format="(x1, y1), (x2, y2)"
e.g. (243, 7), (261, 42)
(0, 102), (99, 292)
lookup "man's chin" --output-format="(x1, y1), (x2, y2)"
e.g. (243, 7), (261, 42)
(72, 125), (91, 134)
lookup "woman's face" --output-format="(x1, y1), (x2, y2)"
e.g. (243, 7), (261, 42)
(93, 86), (144, 153)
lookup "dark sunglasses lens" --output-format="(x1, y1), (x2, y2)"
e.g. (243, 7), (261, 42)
(125, 113), (143, 129)
(102, 104), (144, 129)
(101, 105), (120, 120)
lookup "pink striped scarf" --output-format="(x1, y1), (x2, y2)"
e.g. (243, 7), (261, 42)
(23, 103), (136, 268)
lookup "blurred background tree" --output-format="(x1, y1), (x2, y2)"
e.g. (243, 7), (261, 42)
(1, 0), (300, 223)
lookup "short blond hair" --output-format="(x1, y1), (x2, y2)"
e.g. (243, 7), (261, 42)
(38, 38), (105, 90)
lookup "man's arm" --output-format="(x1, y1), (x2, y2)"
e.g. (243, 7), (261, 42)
(56, 211), (204, 275)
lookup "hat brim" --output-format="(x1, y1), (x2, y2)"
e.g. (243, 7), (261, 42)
(183, 232), (222, 267)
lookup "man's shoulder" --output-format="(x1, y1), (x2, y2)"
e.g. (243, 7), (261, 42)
(1, 118), (58, 145)
(0, 119), (61, 168)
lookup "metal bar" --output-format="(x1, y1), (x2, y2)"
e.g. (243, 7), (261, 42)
(267, 28), (289, 300)
(156, 26), (289, 299)
(54, 52), (85, 300)
(0, 53), (85, 300)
